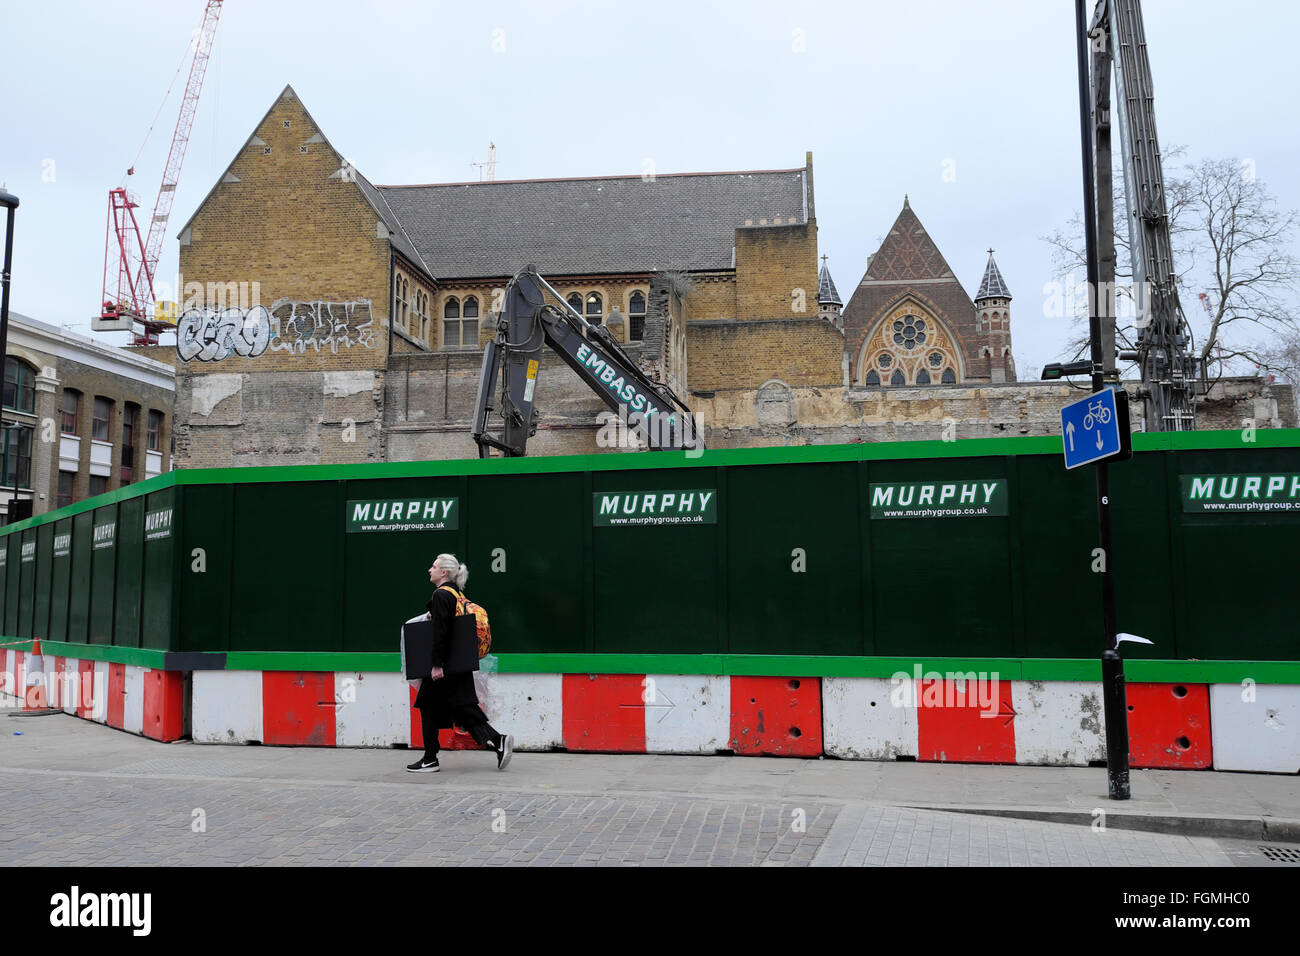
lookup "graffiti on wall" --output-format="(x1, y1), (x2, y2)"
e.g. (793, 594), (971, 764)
(177, 298), (376, 362)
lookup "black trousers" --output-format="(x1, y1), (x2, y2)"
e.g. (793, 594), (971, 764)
(419, 703), (501, 756)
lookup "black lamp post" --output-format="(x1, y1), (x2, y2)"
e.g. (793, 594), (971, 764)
(1, 189), (20, 524)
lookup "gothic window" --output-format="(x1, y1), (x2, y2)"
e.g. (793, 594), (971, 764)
(629, 290), (646, 341)
(928, 352), (943, 367)
(878, 353), (892, 368)
(891, 369), (905, 386)
(585, 292), (603, 325)
(865, 369), (880, 386)
(567, 292), (583, 314)
(860, 303), (961, 387)
(942, 368), (956, 384)
(916, 369), (930, 385)
(442, 297), (461, 347)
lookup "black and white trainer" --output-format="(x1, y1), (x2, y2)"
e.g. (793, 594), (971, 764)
(406, 755), (440, 773)
(495, 734), (513, 771)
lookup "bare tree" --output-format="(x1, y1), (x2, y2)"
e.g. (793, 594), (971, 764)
(1041, 150), (1299, 380)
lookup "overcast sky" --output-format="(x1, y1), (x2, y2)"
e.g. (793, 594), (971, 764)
(2, 0), (1297, 379)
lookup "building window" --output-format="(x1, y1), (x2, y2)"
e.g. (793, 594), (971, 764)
(89, 475), (108, 497)
(585, 293), (603, 325)
(122, 403), (139, 485)
(92, 397), (113, 442)
(3, 359), (36, 413)
(865, 369), (880, 386)
(890, 369), (905, 386)
(443, 297), (460, 347)
(566, 292), (583, 314)
(629, 291), (646, 341)
(916, 368), (930, 385)
(460, 296), (479, 348)
(147, 410), (163, 451)
(942, 368), (957, 384)
(1, 425), (32, 488)
(57, 471), (74, 510)
(395, 275), (410, 330)
(61, 389), (80, 434)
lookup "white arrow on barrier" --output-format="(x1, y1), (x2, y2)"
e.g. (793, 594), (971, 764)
(1066, 421), (1076, 452)
(1095, 429), (1104, 450)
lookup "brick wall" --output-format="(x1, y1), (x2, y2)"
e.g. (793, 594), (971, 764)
(734, 222), (819, 321)
(686, 319), (844, 390)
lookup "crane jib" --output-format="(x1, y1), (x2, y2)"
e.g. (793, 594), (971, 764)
(574, 343), (675, 425)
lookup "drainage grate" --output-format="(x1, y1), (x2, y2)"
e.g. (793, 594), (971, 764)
(1259, 844), (1300, 864)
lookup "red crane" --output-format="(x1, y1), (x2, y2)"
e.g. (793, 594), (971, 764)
(99, 0), (223, 344)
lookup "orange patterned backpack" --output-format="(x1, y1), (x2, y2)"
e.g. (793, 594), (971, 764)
(438, 585), (492, 658)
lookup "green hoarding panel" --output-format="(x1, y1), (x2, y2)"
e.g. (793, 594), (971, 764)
(89, 504), (118, 645)
(178, 484), (232, 653)
(592, 469), (719, 653)
(4, 536), (19, 637)
(114, 496), (144, 648)
(67, 511), (93, 644)
(867, 457), (1015, 658)
(47, 518), (73, 643)
(33, 523), (53, 640)
(466, 472), (587, 655)
(341, 477), (466, 653)
(18, 529), (37, 638)
(141, 489), (175, 651)
(1174, 446), (1300, 660)
(229, 482), (342, 652)
(726, 462), (864, 655)
(1108, 451), (1179, 660)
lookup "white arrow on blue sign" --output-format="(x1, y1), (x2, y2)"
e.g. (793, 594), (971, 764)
(1060, 387), (1123, 469)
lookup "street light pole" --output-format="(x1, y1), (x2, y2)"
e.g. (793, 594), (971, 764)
(1074, 0), (1130, 800)
(0, 190), (19, 526)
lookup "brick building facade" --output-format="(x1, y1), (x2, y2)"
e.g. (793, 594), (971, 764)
(5, 312), (173, 519)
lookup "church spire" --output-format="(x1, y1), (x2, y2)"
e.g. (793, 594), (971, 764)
(818, 254), (843, 327)
(975, 248), (1011, 301)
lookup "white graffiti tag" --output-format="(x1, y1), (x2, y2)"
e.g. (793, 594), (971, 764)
(177, 306), (272, 362)
(269, 298), (375, 354)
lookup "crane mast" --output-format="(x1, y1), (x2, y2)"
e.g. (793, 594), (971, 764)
(1090, 0), (1197, 430)
(98, 0), (223, 342)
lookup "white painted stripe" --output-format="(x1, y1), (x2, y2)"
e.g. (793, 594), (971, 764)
(123, 665), (145, 734)
(1210, 683), (1300, 773)
(1011, 680), (1105, 766)
(488, 674), (563, 752)
(643, 675), (730, 754)
(61, 659), (79, 715)
(192, 671), (263, 743)
(91, 661), (110, 723)
(821, 677), (919, 760)
(335, 671), (407, 747)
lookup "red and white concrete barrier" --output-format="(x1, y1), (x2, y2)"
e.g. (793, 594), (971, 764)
(1209, 683), (1300, 773)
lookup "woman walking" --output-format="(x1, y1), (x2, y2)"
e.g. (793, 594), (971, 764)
(406, 553), (512, 773)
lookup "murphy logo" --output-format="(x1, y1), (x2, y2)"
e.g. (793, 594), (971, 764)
(49, 885), (151, 936)
(54, 533), (72, 557)
(21, 541), (35, 563)
(1182, 474), (1300, 513)
(347, 498), (459, 533)
(594, 489), (716, 527)
(92, 521), (116, 551)
(145, 508), (173, 542)
(870, 479), (1008, 519)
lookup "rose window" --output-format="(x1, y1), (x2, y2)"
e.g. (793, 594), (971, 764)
(892, 315), (927, 350)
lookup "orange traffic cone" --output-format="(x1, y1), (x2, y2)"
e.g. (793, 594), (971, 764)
(10, 640), (61, 717)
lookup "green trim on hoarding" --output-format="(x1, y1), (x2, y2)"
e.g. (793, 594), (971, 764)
(1, 429), (1295, 537)
(10, 640), (171, 670)
(223, 651), (398, 672)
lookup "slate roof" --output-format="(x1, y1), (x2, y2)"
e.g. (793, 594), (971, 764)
(975, 250), (1012, 300)
(817, 262), (842, 306)
(377, 169), (808, 280)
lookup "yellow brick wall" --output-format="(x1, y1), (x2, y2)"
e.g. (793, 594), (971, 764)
(686, 319), (843, 390)
(683, 273), (736, 320)
(177, 89), (392, 374)
(734, 222), (819, 321)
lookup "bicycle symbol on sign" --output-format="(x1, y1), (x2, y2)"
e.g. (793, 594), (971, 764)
(1082, 399), (1112, 430)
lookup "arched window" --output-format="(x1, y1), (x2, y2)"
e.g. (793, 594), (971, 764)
(628, 291), (646, 341)
(442, 297), (461, 347)
(585, 292), (603, 325)
(443, 297), (460, 319)
(891, 369), (905, 386)
(942, 368), (956, 384)
(463, 296), (479, 319)
(865, 369), (880, 386)
(567, 292), (583, 314)
(916, 368), (930, 385)
(3, 358), (36, 413)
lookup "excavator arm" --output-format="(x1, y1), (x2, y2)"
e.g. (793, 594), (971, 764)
(472, 266), (702, 457)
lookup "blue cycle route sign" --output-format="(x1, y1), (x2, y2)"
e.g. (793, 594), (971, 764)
(1060, 387), (1123, 469)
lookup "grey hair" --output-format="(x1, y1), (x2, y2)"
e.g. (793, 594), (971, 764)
(434, 553), (468, 590)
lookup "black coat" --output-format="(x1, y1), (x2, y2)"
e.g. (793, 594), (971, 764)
(412, 585), (484, 727)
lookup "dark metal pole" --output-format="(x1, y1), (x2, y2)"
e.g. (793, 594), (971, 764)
(0, 190), (19, 526)
(1075, 1), (1130, 800)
